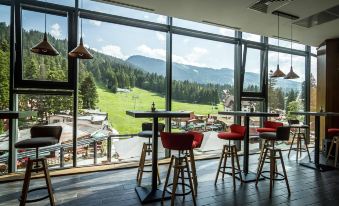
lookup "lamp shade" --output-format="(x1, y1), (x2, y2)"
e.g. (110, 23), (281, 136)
(284, 66), (299, 79)
(68, 37), (93, 59)
(271, 64), (286, 78)
(30, 32), (59, 56)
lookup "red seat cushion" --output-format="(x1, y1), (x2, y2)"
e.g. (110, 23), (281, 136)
(218, 132), (244, 140)
(187, 131), (204, 149)
(328, 128), (339, 137)
(257, 128), (276, 133)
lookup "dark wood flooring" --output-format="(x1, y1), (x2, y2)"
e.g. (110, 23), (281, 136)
(0, 150), (339, 206)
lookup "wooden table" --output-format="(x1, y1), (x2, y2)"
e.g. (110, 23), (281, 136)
(290, 111), (339, 172)
(126, 110), (191, 203)
(218, 111), (280, 182)
(0, 111), (19, 119)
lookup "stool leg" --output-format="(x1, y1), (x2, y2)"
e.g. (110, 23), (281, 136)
(162, 155), (174, 201)
(256, 148), (268, 187)
(302, 133), (311, 161)
(257, 140), (268, 174)
(189, 149), (198, 195)
(231, 146), (236, 191)
(42, 159), (55, 206)
(215, 145), (225, 185)
(279, 150), (290, 195)
(296, 135), (300, 160)
(269, 149), (275, 198)
(326, 138), (335, 163)
(235, 147), (242, 183)
(171, 159), (179, 206)
(184, 156), (196, 206)
(335, 138), (338, 167)
(20, 160), (33, 206)
(288, 132), (296, 158)
(137, 143), (147, 186)
(157, 164), (161, 185)
(180, 165), (186, 200)
(221, 146), (228, 180)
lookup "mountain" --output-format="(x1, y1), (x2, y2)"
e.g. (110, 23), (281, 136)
(127, 55), (302, 91)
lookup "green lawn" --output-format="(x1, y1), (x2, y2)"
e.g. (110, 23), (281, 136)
(96, 85), (222, 134)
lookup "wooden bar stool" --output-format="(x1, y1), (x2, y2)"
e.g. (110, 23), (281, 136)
(326, 128), (339, 167)
(256, 126), (291, 198)
(136, 122), (164, 186)
(160, 132), (196, 206)
(215, 124), (245, 190)
(287, 120), (311, 161)
(15, 126), (62, 206)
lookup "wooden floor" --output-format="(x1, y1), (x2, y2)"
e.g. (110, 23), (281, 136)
(0, 151), (339, 206)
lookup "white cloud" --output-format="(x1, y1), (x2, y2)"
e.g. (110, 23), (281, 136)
(50, 23), (62, 39)
(219, 28), (233, 36)
(136, 44), (166, 60)
(155, 32), (166, 41)
(101, 45), (127, 60)
(89, 20), (102, 26)
(156, 15), (167, 24)
(173, 47), (208, 67)
(97, 37), (104, 42)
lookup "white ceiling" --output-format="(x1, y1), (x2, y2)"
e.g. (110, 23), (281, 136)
(103, 0), (339, 47)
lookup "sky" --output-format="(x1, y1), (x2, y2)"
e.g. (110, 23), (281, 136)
(0, 2), (316, 82)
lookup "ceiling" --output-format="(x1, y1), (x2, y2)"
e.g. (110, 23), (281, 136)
(101, 0), (339, 47)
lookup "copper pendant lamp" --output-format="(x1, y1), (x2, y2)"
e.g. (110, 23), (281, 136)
(284, 20), (299, 79)
(69, 0), (93, 59)
(30, 9), (59, 56)
(271, 13), (286, 78)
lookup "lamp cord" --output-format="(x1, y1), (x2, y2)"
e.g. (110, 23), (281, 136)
(277, 13), (280, 66)
(80, 0), (83, 38)
(290, 19), (293, 67)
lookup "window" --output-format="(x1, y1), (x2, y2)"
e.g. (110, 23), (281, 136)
(79, 19), (167, 164)
(37, 0), (75, 7)
(311, 46), (317, 55)
(269, 37), (305, 50)
(242, 32), (261, 42)
(243, 48), (262, 92)
(310, 56), (317, 143)
(174, 18), (234, 37)
(171, 34), (234, 155)
(82, 0), (166, 24)
(0, 4), (10, 174)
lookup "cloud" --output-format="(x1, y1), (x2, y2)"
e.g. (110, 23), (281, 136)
(136, 44), (166, 60)
(50, 23), (62, 39)
(97, 37), (104, 42)
(89, 20), (102, 26)
(219, 28), (234, 36)
(101, 45), (127, 60)
(155, 32), (166, 41)
(173, 47), (208, 67)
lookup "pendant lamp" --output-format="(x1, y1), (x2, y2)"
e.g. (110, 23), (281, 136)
(271, 13), (285, 78)
(69, 0), (93, 59)
(30, 4), (59, 56)
(284, 20), (299, 79)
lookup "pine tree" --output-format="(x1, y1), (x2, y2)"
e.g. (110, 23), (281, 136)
(79, 74), (98, 109)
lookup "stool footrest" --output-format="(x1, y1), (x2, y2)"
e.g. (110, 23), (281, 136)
(19, 186), (52, 203)
(218, 166), (241, 175)
(260, 170), (286, 181)
(166, 183), (192, 196)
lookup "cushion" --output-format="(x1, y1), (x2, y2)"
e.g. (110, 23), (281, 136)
(138, 130), (160, 138)
(187, 131), (204, 148)
(328, 128), (339, 137)
(259, 132), (277, 140)
(15, 137), (58, 149)
(218, 132), (244, 140)
(257, 128), (276, 133)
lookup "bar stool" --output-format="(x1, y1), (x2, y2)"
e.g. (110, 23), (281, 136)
(15, 126), (62, 206)
(326, 128), (339, 167)
(215, 124), (245, 190)
(287, 120), (311, 161)
(136, 122), (165, 186)
(256, 126), (291, 197)
(160, 132), (196, 206)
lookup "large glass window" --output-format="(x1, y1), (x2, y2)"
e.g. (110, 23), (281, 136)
(36, 0), (75, 7)
(171, 34), (234, 155)
(21, 9), (69, 82)
(310, 56), (317, 143)
(269, 37), (305, 50)
(0, 4), (10, 175)
(82, 0), (166, 24)
(243, 48), (261, 92)
(174, 18), (234, 37)
(79, 19), (166, 164)
(242, 32), (261, 42)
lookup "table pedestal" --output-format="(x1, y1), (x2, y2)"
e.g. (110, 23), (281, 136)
(135, 187), (170, 203)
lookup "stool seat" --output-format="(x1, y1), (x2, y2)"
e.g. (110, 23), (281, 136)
(218, 132), (243, 140)
(15, 137), (58, 149)
(257, 128), (276, 133)
(328, 128), (339, 137)
(290, 124), (309, 129)
(259, 132), (277, 140)
(137, 130), (160, 138)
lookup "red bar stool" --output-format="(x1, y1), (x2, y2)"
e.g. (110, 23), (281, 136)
(186, 131), (204, 195)
(136, 122), (165, 186)
(160, 132), (196, 206)
(326, 128), (339, 167)
(215, 124), (245, 190)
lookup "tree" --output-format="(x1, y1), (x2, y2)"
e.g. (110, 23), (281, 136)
(79, 74), (98, 109)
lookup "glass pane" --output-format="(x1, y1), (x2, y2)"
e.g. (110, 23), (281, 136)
(0, 4), (10, 175)
(311, 46), (317, 55)
(269, 38), (305, 50)
(82, 0), (166, 24)
(22, 9), (68, 82)
(16, 94), (73, 172)
(243, 48), (261, 92)
(36, 0), (75, 7)
(173, 18), (235, 37)
(268, 51), (305, 122)
(310, 56), (317, 144)
(171, 34), (234, 157)
(80, 19), (166, 164)
(242, 32), (261, 42)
